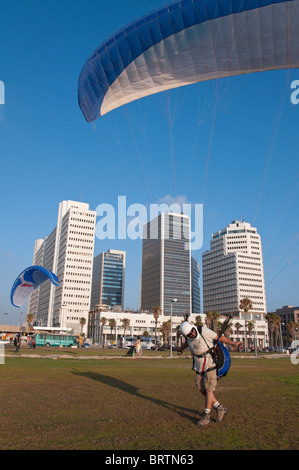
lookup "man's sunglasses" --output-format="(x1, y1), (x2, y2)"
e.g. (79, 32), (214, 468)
(186, 327), (197, 338)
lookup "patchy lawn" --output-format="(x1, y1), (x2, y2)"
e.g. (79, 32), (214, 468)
(0, 356), (297, 450)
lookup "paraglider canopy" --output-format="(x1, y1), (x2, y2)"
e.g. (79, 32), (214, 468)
(78, 0), (299, 122)
(10, 265), (59, 308)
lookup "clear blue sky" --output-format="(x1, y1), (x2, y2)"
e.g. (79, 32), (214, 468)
(1, 0), (298, 325)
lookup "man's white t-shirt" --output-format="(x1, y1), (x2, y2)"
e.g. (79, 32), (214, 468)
(187, 326), (218, 373)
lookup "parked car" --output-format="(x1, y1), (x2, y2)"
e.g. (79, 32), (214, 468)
(0, 339), (10, 346)
(121, 336), (137, 348)
(81, 342), (91, 348)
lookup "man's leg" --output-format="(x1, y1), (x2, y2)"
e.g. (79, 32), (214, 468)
(205, 390), (217, 410)
(197, 370), (220, 426)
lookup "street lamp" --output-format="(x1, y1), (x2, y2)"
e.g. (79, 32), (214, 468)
(279, 322), (285, 352)
(254, 315), (259, 357)
(170, 299), (178, 357)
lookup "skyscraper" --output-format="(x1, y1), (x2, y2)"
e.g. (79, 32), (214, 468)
(191, 257), (201, 313)
(141, 212), (191, 317)
(27, 200), (96, 333)
(90, 249), (126, 310)
(202, 220), (267, 319)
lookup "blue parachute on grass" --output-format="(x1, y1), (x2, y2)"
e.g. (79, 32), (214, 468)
(78, 0), (299, 122)
(10, 266), (59, 308)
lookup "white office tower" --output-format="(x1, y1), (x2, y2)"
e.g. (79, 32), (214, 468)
(26, 239), (46, 321)
(202, 220), (267, 319)
(27, 201), (96, 334)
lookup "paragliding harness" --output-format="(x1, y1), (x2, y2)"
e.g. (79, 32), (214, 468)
(196, 315), (233, 380)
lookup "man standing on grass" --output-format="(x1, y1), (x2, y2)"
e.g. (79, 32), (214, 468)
(14, 333), (21, 353)
(178, 321), (242, 427)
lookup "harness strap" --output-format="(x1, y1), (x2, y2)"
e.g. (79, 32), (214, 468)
(194, 326), (217, 363)
(196, 366), (217, 376)
(193, 351), (209, 358)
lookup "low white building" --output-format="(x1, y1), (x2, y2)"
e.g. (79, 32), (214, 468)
(87, 309), (268, 348)
(88, 308), (193, 345)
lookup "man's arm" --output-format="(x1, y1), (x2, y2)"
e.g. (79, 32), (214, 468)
(218, 335), (242, 349)
(177, 340), (189, 353)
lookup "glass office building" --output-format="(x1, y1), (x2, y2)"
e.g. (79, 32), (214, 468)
(191, 257), (201, 313)
(141, 212), (191, 317)
(91, 250), (126, 310)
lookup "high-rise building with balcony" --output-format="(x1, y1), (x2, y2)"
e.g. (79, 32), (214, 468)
(27, 200), (96, 333)
(202, 220), (267, 319)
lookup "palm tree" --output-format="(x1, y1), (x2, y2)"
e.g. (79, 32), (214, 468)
(273, 315), (282, 350)
(265, 314), (283, 350)
(121, 318), (130, 338)
(239, 297), (253, 350)
(287, 320), (299, 344)
(26, 313), (34, 335)
(266, 312), (276, 350)
(247, 321), (254, 348)
(152, 306), (162, 348)
(108, 318), (116, 343)
(205, 311), (214, 330)
(239, 297), (253, 317)
(79, 317), (86, 335)
(205, 311), (220, 332)
(234, 322), (242, 342)
(100, 316), (107, 347)
(195, 315), (203, 328)
(159, 320), (170, 349)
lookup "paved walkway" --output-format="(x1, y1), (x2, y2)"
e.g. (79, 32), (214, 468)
(4, 352), (289, 360)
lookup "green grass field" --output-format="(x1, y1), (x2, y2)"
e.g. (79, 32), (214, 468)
(0, 348), (298, 450)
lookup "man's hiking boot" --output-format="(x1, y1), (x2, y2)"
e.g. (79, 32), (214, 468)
(215, 405), (228, 422)
(197, 412), (210, 427)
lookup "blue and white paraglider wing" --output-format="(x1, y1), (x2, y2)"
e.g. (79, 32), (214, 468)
(78, 0), (299, 122)
(10, 266), (59, 308)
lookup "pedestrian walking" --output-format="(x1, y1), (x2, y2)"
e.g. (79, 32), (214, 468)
(134, 336), (142, 356)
